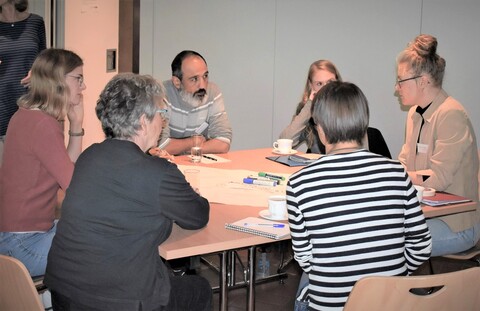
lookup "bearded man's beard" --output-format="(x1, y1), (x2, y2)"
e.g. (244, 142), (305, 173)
(180, 88), (207, 107)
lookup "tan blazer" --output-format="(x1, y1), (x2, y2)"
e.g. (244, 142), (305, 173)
(399, 89), (479, 232)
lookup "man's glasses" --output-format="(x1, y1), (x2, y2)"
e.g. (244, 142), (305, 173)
(395, 75), (422, 87)
(66, 74), (84, 86)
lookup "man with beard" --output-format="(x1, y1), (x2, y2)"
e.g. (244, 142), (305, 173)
(159, 50), (232, 155)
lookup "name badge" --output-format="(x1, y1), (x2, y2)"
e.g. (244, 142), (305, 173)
(417, 143), (428, 154)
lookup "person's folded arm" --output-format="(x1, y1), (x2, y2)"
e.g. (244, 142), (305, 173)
(403, 178), (432, 274)
(159, 163), (210, 230)
(287, 189), (313, 273)
(279, 100), (312, 149)
(203, 92), (232, 154)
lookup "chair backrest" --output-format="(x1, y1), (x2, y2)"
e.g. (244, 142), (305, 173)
(0, 255), (44, 311)
(343, 267), (480, 311)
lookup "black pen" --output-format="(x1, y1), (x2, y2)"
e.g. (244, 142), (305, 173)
(203, 155), (217, 161)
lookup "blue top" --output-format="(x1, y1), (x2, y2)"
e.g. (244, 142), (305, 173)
(0, 13), (46, 136)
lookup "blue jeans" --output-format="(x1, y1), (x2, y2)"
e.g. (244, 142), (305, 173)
(294, 272), (309, 311)
(426, 219), (480, 256)
(0, 220), (58, 277)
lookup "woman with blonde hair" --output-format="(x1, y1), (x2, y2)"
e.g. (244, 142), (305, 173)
(396, 34), (479, 256)
(280, 60), (341, 153)
(280, 60), (391, 157)
(0, 48), (85, 277)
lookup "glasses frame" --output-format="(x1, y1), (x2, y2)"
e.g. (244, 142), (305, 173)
(66, 74), (84, 86)
(156, 108), (168, 121)
(395, 75), (422, 87)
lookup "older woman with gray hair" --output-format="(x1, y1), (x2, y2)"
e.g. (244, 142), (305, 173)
(287, 81), (431, 310)
(45, 73), (212, 311)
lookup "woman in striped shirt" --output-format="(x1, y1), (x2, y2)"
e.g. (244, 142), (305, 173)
(287, 81), (432, 310)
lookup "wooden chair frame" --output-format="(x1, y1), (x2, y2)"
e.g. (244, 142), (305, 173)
(343, 267), (480, 311)
(0, 255), (44, 311)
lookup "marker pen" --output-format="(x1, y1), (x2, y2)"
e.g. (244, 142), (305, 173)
(258, 172), (285, 181)
(243, 178), (276, 187)
(247, 176), (278, 184)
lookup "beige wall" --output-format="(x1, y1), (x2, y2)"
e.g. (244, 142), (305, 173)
(64, 0), (119, 149)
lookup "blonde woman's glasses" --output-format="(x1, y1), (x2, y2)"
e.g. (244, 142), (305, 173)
(66, 74), (84, 86)
(395, 75), (422, 88)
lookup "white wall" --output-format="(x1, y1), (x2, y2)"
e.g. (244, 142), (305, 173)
(63, 0), (119, 149)
(31, 0), (119, 149)
(140, 0), (479, 157)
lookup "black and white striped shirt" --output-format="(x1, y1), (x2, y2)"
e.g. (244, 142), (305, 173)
(287, 150), (431, 310)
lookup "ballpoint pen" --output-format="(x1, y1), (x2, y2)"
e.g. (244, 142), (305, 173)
(243, 223), (285, 228)
(203, 155), (217, 161)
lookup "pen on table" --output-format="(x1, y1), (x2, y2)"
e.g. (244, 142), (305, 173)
(243, 178), (276, 187)
(244, 223), (285, 228)
(203, 155), (217, 161)
(258, 172), (285, 181)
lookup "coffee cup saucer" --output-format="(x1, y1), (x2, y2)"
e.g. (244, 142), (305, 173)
(259, 209), (287, 221)
(272, 148), (297, 155)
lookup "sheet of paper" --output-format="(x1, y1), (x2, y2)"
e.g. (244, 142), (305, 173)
(179, 165), (290, 208)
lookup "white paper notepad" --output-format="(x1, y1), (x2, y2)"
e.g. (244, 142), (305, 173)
(225, 217), (290, 240)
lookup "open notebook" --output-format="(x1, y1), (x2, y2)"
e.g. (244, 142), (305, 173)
(225, 217), (290, 240)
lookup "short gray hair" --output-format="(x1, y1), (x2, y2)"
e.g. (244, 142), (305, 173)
(96, 73), (165, 139)
(312, 81), (369, 145)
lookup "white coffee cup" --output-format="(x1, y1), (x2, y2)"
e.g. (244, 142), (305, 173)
(273, 139), (293, 154)
(414, 185), (424, 202)
(268, 195), (287, 220)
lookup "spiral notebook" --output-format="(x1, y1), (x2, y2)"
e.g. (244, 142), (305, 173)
(225, 217), (290, 240)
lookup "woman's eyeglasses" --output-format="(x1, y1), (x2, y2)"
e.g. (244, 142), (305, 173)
(395, 75), (422, 88)
(66, 74), (85, 86)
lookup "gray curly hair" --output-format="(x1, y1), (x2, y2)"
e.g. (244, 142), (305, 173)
(95, 73), (165, 139)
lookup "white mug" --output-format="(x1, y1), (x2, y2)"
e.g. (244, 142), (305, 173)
(273, 139), (293, 153)
(268, 195), (287, 220)
(414, 185), (424, 202)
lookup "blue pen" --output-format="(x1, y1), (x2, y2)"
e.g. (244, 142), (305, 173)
(244, 223), (285, 228)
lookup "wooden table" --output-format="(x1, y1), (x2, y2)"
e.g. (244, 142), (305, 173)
(160, 148), (299, 311)
(422, 201), (476, 218)
(159, 148), (477, 310)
